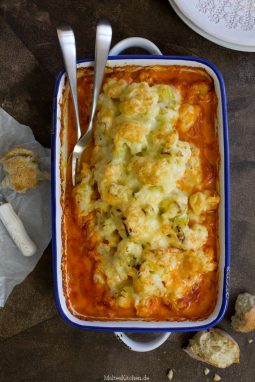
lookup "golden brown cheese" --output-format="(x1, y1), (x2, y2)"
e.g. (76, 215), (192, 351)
(62, 65), (220, 321)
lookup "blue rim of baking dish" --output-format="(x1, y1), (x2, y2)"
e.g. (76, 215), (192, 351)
(52, 55), (230, 332)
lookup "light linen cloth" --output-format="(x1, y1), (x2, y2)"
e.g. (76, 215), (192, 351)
(0, 107), (51, 307)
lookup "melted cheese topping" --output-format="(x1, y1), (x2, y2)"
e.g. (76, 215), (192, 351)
(72, 79), (219, 313)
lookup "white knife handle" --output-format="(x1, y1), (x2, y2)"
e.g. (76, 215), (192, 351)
(0, 203), (37, 256)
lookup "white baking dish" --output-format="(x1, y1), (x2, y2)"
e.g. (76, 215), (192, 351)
(52, 38), (230, 350)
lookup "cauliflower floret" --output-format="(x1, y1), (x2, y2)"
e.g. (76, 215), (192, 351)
(73, 163), (94, 217)
(182, 247), (216, 274)
(117, 239), (143, 263)
(94, 161), (121, 198)
(189, 190), (220, 215)
(101, 183), (132, 206)
(161, 219), (207, 250)
(96, 107), (115, 132)
(156, 84), (181, 106)
(169, 140), (192, 165)
(189, 81), (211, 100)
(103, 257), (129, 291)
(114, 120), (147, 154)
(99, 216), (119, 246)
(182, 223), (208, 250)
(96, 162), (122, 185)
(119, 82), (159, 118)
(133, 246), (215, 301)
(155, 84), (181, 125)
(136, 158), (175, 190)
(160, 189), (188, 221)
(125, 204), (160, 242)
(101, 239), (143, 292)
(133, 141), (191, 192)
(134, 186), (164, 214)
(74, 182), (94, 217)
(117, 293), (134, 309)
(151, 123), (179, 152)
(103, 78), (128, 99)
(179, 144), (202, 193)
(95, 162), (132, 206)
(95, 94), (117, 144)
(133, 250), (167, 297)
(178, 104), (201, 133)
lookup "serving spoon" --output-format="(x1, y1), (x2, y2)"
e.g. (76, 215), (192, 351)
(57, 19), (112, 186)
(57, 25), (81, 143)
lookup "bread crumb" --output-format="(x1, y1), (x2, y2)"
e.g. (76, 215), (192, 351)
(248, 339), (253, 344)
(167, 369), (174, 381)
(214, 374), (221, 381)
(204, 368), (210, 375)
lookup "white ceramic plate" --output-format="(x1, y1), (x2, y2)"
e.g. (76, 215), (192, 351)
(169, 0), (255, 52)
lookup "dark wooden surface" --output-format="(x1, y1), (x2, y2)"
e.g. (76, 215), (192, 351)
(0, 1), (255, 381)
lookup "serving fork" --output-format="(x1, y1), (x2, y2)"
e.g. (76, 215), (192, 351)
(57, 19), (112, 186)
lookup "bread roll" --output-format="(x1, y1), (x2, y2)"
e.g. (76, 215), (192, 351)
(1, 147), (49, 193)
(231, 292), (255, 333)
(184, 328), (240, 368)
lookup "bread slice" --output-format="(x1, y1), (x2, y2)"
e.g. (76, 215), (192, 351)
(0, 147), (49, 193)
(184, 328), (240, 368)
(231, 292), (255, 333)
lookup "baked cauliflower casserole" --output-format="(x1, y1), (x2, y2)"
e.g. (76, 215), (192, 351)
(61, 65), (220, 321)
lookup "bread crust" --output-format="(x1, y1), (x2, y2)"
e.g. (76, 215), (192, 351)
(240, 308), (255, 332)
(1, 147), (37, 161)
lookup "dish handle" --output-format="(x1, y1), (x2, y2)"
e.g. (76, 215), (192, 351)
(109, 37), (162, 56)
(114, 332), (171, 352)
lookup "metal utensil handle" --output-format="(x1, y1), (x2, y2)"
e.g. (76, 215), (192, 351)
(0, 203), (37, 257)
(57, 25), (81, 140)
(88, 18), (112, 133)
(109, 37), (162, 56)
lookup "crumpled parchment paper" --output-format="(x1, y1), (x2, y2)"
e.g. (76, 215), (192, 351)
(0, 107), (51, 307)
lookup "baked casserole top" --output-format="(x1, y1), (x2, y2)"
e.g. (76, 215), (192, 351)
(62, 65), (220, 321)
